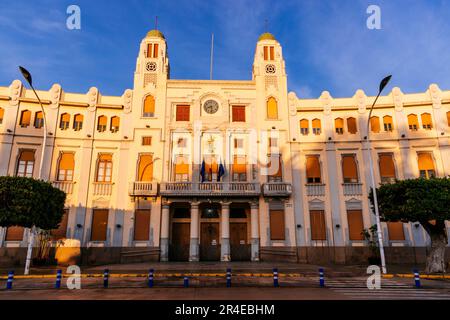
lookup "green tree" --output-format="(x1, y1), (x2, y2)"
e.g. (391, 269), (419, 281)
(0, 176), (66, 230)
(370, 177), (450, 273)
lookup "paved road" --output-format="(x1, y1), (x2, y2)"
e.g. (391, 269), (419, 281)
(0, 277), (449, 300)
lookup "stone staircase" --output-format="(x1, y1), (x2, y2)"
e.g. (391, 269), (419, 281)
(120, 247), (160, 264)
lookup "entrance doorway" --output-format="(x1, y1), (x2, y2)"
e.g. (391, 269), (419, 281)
(169, 205), (190, 261)
(199, 203), (221, 261)
(230, 204), (251, 261)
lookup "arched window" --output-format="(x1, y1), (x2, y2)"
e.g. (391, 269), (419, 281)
(110, 116), (120, 133)
(342, 154), (358, 183)
(34, 111), (43, 128)
(306, 155), (321, 183)
(57, 153), (74, 181)
(300, 119), (309, 135)
(16, 150), (35, 177)
(232, 155), (247, 181)
(370, 116), (380, 133)
(347, 117), (357, 134)
(407, 114), (419, 131)
(59, 113), (70, 130)
(143, 95), (155, 117)
(447, 111), (450, 127)
(267, 97), (278, 120)
(19, 110), (31, 127)
(421, 113), (433, 130)
(417, 153), (435, 179)
(97, 115), (107, 132)
(312, 119), (321, 135)
(334, 118), (344, 134)
(0, 107), (4, 124)
(378, 153), (396, 183)
(137, 154), (153, 181)
(174, 155), (189, 182)
(96, 154), (112, 182)
(73, 114), (83, 131)
(383, 115), (393, 131)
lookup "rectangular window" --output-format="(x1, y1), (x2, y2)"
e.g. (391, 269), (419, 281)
(5, 226), (24, 241)
(51, 209), (69, 240)
(174, 155), (189, 182)
(58, 153), (74, 181)
(418, 153), (436, 179)
(142, 136), (152, 146)
(234, 138), (244, 149)
(269, 46), (275, 60)
(263, 46), (268, 60)
(60, 114), (70, 130)
(310, 210), (326, 240)
(342, 155), (358, 183)
(232, 155), (247, 181)
(379, 154), (396, 183)
(134, 209), (151, 241)
(306, 155), (321, 183)
(147, 43), (152, 58)
(16, 150), (35, 178)
(96, 154), (112, 182)
(34, 112), (44, 129)
(269, 210), (285, 240)
(387, 222), (405, 241)
(153, 43), (159, 58)
(20, 110), (31, 127)
(176, 105), (190, 121)
(232, 105), (246, 122)
(91, 209), (108, 241)
(347, 210), (364, 240)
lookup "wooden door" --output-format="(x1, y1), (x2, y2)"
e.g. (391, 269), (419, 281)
(230, 222), (250, 261)
(200, 222), (220, 261)
(169, 222), (190, 261)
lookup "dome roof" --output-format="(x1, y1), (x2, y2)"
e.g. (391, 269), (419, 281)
(258, 32), (276, 41)
(146, 29), (165, 39)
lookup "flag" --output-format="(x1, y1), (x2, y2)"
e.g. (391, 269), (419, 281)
(200, 160), (206, 182)
(218, 158), (226, 181)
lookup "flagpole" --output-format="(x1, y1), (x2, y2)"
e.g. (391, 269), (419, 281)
(210, 33), (214, 80)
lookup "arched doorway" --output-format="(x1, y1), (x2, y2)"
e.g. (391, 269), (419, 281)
(169, 203), (190, 261)
(199, 203), (221, 261)
(230, 203), (251, 261)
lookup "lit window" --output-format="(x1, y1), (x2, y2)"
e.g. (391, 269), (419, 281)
(97, 115), (107, 132)
(60, 113), (70, 130)
(407, 114), (419, 131)
(96, 154), (112, 182)
(110, 116), (120, 133)
(300, 119), (309, 135)
(16, 150), (35, 177)
(57, 153), (74, 181)
(73, 114), (83, 131)
(34, 111), (43, 128)
(335, 118), (344, 134)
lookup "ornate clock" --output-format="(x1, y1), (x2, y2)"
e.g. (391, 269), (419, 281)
(203, 100), (219, 114)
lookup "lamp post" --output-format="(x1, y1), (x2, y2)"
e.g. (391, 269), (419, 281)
(19, 66), (48, 275)
(366, 75), (392, 274)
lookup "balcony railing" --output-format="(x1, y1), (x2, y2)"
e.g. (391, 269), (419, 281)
(129, 181), (158, 196)
(160, 182), (261, 196)
(305, 183), (325, 196)
(52, 181), (74, 194)
(92, 182), (113, 196)
(342, 183), (363, 196)
(262, 182), (293, 197)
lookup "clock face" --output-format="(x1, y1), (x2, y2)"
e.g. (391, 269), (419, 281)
(146, 62), (157, 72)
(203, 100), (219, 114)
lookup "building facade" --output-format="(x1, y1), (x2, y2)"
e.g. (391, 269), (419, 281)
(0, 30), (449, 265)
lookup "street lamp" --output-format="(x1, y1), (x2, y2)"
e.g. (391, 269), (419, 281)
(366, 75), (392, 274)
(19, 66), (48, 275)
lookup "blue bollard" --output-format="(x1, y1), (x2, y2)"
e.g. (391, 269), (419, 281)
(103, 269), (109, 288)
(6, 271), (14, 290)
(413, 269), (421, 288)
(226, 268), (231, 288)
(148, 269), (154, 288)
(55, 269), (62, 289)
(273, 268), (279, 287)
(319, 268), (325, 287)
(184, 276), (189, 288)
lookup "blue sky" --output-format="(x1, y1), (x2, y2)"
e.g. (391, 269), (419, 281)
(0, 0), (449, 98)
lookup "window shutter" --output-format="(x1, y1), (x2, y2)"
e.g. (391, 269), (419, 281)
(5, 226), (24, 241)
(111, 116), (120, 130)
(143, 95), (155, 115)
(269, 46), (275, 60)
(0, 108), (4, 122)
(263, 46), (268, 60)
(233, 155), (246, 173)
(147, 43), (152, 58)
(347, 210), (364, 240)
(232, 106), (245, 122)
(379, 154), (396, 178)
(310, 210), (326, 240)
(138, 154), (153, 181)
(342, 155), (358, 182)
(347, 117), (357, 134)
(270, 210), (285, 240)
(20, 150), (35, 161)
(267, 97), (278, 119)
(418, 153), (435, 171)
(134, 209), (151, 241)
(142, 136), (152, 145)
(153, 43), (159, 58)
(306, 156), (321, 180)
(20, 110), (31, 126)
(421, 113), (433, 128)
(176, 105), (190, 121)
(59, 153), (75, 171)
(175, 156), (189, 174)
(370, 116), (380, 133)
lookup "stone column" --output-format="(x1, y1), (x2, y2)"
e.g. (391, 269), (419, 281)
(220, 202), (231, 261)
(160, 203), (170, 262)
(250, 201), (260, 261)
(189, 202), (200, 261)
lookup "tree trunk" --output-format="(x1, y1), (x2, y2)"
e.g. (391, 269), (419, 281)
(425, 231), (447, 274)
